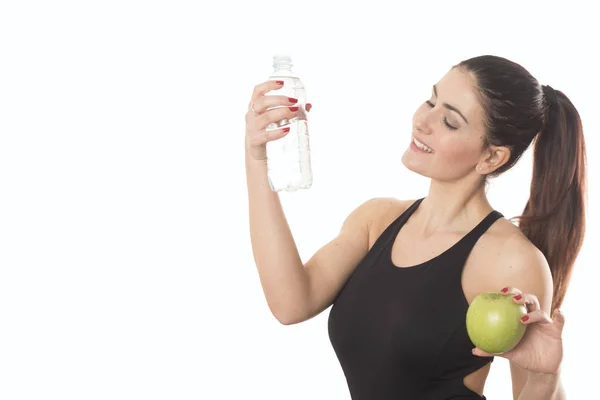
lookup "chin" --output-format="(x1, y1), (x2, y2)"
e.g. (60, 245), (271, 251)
(401, 150), (432, 178)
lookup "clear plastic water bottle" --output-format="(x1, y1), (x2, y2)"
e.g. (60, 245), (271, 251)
(265, 55), (313, 192)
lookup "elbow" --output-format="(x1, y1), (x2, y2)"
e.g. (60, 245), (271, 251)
(270, 303), (309, 326)
(276, 314), (298, 326)
(272, 309), (303, 325)
(267, 291), (312, 326)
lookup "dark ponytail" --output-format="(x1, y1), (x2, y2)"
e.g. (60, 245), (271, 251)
(519, 86), (587, 312)
(458, 55), (587, 312)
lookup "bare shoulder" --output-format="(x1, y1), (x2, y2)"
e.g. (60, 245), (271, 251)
(499, 225), (550, 273)
(470, 218), (553, 311)
(353, 196), (412, 215)
(359, 197), (417, 249)
(345, 197), (411, 226)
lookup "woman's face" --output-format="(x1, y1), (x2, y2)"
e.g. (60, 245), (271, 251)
(401, 67), (491, 182)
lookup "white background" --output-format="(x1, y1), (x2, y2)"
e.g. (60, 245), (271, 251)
(0, 1), (597, 399)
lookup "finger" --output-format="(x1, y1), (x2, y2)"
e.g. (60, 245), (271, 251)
(263, 126), (291, 142)
(472, 347), (494, 357)
(512, 292), (541, 312)
(500, 286), (522, 296)
(251, 95), (298, 114)
(521, 309), (552, 325)
(247, 127), (291, 148)
(257, 106), (299, 129)
(251, 80), (285, 102)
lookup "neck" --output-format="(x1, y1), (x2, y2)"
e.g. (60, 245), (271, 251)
(416, 175), (493, 235)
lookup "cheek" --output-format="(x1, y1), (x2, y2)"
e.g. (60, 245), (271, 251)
(436, 139), (481, 166)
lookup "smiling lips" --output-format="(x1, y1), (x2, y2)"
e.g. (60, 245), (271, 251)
(413, 136), (434, 153)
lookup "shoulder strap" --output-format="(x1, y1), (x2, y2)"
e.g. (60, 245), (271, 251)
(451, 210), (504, 259)
(368, 198), (424, 255)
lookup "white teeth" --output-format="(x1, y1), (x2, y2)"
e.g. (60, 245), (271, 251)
(413, 138), (433, 153)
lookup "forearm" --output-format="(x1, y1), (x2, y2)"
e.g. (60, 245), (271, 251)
(518, 371), (566, 400)
(245, 151), (310, 324)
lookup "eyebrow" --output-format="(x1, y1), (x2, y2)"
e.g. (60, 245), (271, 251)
(433, 85), (469, 124)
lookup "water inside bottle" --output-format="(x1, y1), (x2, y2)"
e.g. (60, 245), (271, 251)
(265, 75), (312, 192)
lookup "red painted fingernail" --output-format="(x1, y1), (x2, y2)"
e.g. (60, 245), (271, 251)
(514, 294), (522, 300)
(521, 315), (529, 322)
(288, 97), (298, 104)
(501, 287), (509, 293)
(306, 103), (312, 112)
(282, 127), (290, 133)
(276, 80), (284, 85)
(289, 106), (298, 112)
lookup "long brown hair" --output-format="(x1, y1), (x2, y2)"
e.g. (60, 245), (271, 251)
(458, 55), (587, 312)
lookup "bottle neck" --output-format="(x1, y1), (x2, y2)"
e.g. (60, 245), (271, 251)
(271, 67), (295, 77)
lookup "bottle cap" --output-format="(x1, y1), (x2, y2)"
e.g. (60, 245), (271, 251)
(273, 54), (293, 68)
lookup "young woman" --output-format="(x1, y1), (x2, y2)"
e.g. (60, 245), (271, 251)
(244, 55), (586, 399)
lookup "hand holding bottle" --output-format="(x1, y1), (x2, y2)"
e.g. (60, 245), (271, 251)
(245, 80), (301, 162)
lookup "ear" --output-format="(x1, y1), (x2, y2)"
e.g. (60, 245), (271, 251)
(476, 145), (511, 175)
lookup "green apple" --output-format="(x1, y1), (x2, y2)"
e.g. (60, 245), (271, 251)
(466, 292), (528, 354)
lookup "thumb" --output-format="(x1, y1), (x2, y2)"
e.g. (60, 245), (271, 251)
(472, 347), (494, 358)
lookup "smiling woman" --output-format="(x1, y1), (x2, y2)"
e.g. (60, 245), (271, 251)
(245, 54), (586, 400)
(401, 68), (493, 183)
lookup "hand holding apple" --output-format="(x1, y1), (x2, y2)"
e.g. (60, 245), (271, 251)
(469, 287), (565, 375)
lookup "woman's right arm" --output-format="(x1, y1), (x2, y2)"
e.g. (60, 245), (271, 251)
(245, 80), (379, 325)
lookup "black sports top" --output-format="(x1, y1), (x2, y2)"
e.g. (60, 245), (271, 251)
(328, 198), (503, 399)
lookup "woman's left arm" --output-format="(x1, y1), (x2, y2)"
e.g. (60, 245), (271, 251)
(471, 237), (568, 400)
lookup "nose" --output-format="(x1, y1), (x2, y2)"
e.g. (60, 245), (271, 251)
(414, 112), (434, 135)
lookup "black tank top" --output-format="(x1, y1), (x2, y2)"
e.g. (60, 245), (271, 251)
(328, 198), (503, 399)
